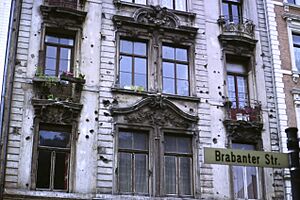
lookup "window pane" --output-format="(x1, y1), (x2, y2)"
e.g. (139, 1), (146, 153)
(60, 48), (71, 60)
(119, 153), (132, 192)
(59, 38), (74, 46)
(163, 46), (175, 59)
(294, 47), (300, 71)
(233, 166), (245, 198)
(135, 154), (148, 193)
(162, 0), (173, 9)
(59, 60), (71, 74)
(45, 58), (56, 76)
(46, 46), (57, 59)
(135, 0), (147, 4)
(36, 150), (51, 189)
(54, 152), (69, 190)
(163, 62), (175, 78)
(134, 42), (146, 56)
(247, 167), (258, 199)
(135, 58), (146, 74)
(119, 131), (132, 149)
(163, 78), (175, 94)
(134, 74), (147, 88)
(176, 48), (188, 61)
(46, 35), (59, 43)
(222, 3), (229, 17)
(177, 80), (189, 96)
(179, 157), (191, 195)
(165, 135), (177, 152)
(237, 76), (248, 108)
(175, 0), (187, 11)
(227, 75), (237, 108)
(178, 137), (191, 153)
(165, 156), (176, 194)
(231, 5), (239, 23)
(120, 56), (132, 72)
(176, 64), (188, 80)
(133, 132), (147, 150)
(39, 130), (70, 148)
(293, 34), (300, 45)
(120, 72), (132, 88)
(120, 40), (133, 54)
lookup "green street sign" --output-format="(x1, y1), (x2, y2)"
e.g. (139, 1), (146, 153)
(204, 147), (289, 168)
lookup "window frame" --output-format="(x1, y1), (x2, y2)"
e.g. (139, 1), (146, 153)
(120, 0), (148, 5)
(32, 123), (74, 192)
(44, 32), (75, 76)
(222, 0), (243, 23)
(161, 0), (188, 12)
(118, 38), (149, 90)
(230, 142), (262, 200)
(161, 44), (190, 96)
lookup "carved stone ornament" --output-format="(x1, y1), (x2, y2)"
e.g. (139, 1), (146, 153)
(223, 120), (263, 143)
(112, 5), (198, 36)
(111, 95), (198, 128)
(32, 99), (82, 125)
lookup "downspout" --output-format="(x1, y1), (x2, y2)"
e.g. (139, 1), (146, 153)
(262, 0), (288, 199)
(0, 0), (22, 198)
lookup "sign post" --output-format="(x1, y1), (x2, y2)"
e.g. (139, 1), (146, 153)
(285, 127), (300, 200)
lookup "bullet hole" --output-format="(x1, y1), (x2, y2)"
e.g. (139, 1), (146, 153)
(189, 108), (194, 112)
(219, 119), (222, 121)
(206, 91), (209, 94)
(217, 106), (219, 109)
(26, 183), (29, 187)
(218, 92), (222, 96)
(205, 100), (208, 103)
(213, 138), (217, 144)
(90, 61), (93, 63)
(103, 99), (110, 107)
(269, 114), (274, 119)
(78, 132), (80, 135)
(218, 71), (220, 74)
(204, 64), (207, 69)
(104, 112), (110, 116)
(200, 91), (203, 93)
(102, 13), (106, 18)
(82, 37), (84, 40)
(213, 71), (216, 73)
(85, 135), (89, 139)
(218, 135), (220, 137)
(91, 44), (94, 48)
(224, 80), (226, 85)
(25, 136), (30, 140)
(95, 117), (99, 121)
(89, 129), (94, 134)
(106, 71), (111, 74)
(100, 123), (103, 126)
(86, 119), (90, 122)
(34, 33), (37, 36)
(100, 155), (110, 163)
(108, 61), (113, 64)
(94, 110), (98, 114)
(261, 53), (265, 57)
(222, 96), (226, 99)
(270, 109), (274, 112)
(218, 86), (221, 89)
(31, 54), (35, 58)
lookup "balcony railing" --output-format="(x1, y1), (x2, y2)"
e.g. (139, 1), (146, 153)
(218, 16), (255, 39)
(224, 100), (262, 123)
(45, 0), (81, 10)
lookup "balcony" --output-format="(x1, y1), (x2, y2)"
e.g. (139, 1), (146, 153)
(223, 100), (263, 142)
(40, 0), (87, 25)
(32, 74), (85, 104)
(218, 16), (257, 52)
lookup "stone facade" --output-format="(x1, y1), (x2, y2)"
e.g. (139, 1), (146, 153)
(0, 0), (289, 200)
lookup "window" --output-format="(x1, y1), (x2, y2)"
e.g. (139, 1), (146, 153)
(121, 0), (147, 4)
(232, 143), (259, 199)
(162, 45), (189, 96)
(161, 0), (187, 11)
(222, 0), (242, 23)
(118, 130), (149, 194)
(164, 134), (193, 196)
(36, 125), (71, 191)
(288, 0), (300, 5)
(293, 33), (300, 72)
(227, 59), (249, 108)
(119, 39), (147, 90)
(44, 34), (74, 76)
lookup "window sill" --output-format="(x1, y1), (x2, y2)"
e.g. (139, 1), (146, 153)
(111, 87), (200, 102)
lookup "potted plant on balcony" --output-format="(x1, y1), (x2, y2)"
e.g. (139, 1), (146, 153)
(60, 71), (86, 84)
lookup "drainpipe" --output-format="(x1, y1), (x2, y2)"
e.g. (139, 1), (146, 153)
(285, 127), (300, 200)
(0, 0), (22, 199)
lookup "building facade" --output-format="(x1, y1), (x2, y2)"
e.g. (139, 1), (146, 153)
(0, 0), (291, 199)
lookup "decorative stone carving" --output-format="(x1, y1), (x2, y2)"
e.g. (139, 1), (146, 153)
(32, 99), (82, 125)
(134, 5), (179, 28)
(111, 95), (198, 128)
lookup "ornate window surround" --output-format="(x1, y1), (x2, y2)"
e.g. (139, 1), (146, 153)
(111, 95), (198, 197)
(113, 5), (198, 97)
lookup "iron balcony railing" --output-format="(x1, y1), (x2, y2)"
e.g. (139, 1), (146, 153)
(224, 99), (262, 123)
(218, 16), (256, 38)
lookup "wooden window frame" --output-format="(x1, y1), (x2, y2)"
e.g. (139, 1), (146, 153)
(118, 38), (148, 90)
(32, 124), (73, 192)
(292, 33), (300, 72)
(161, 44), (190, 96)
(227, 72), (249, 108)
(44, 33), (75, 76)
(222, 0), (243, 23)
